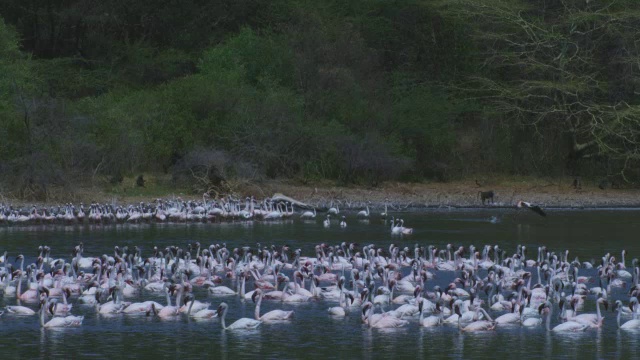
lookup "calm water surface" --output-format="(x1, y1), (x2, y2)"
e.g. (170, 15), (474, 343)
(1, 209), (639, 359)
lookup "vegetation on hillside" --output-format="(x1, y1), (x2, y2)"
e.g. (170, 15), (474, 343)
(1, 0), (639, 200)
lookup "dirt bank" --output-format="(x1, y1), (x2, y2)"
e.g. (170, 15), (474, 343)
(264, 179), (640, 210)
(4, 176), (639, 209)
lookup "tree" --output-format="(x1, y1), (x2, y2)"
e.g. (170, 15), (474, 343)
(436, 0), (640, 179)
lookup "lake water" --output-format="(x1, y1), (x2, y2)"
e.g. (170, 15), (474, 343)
(1, 208), (639, 359)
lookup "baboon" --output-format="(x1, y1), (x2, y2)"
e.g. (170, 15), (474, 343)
(572, 177), (582, 190)
(478, 190), (495, 205)
(136, 174), (146, 187)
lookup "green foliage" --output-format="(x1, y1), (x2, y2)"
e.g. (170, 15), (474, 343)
(2, 0), (640, 198)
(200, 27), (295, 88)
(0, 18), (38, 158)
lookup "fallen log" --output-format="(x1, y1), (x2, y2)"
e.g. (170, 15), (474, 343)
(271, 193), (315, 210)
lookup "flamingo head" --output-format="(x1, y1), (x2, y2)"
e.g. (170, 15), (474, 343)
(252, 290), (262, 303)
(361, 302), (373, 315)
(217, 303), (227, 316)
(183, 293), (195, 305)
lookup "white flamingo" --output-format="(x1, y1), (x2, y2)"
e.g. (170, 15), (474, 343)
(540, 301), (588, 332)
(252, 289), (294, 321)
(328, 203), (339, 215)
(300, 208), (317, 219)
(614, 299), (640, 329)
(456, 306), (495, 332)
(357, 205), (370, 218)
(323, 215), (331, 228)
(40, 298), (83, 328)
(217, 302), (261, 330)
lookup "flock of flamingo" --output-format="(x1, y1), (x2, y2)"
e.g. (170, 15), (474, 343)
(1, 233), (639, 332)
(0, 196), (389, 225)
(0, 194), (546, 227)
(3, 195), (634, 335)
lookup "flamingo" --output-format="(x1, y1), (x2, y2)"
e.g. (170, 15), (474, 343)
(391, 218), (402, 235)
(357, 205), (370, 218)
(217, 302), (261, 330)
(96, 286), (127, 315)
(539, 301), (588, 332)
(5, 304), (37, 315)
(327, 277), (353, 317)
(614, 299), (640, 329)
(380, 199), (389, 219)
(362, 302), (408, 328)
(520, 305), (542, 327)
(300, 208), (317, 219)
(328, 203), (339, 215)
(494, 303), (521, 325)
(15, 270), (39, 303)
(207, 283), (236, 296)
(122, 301), (164, 315)
(456, 306), (495, 332)
(252, 289), (294, 321)
(183, 293), (217, 319)
(179, 295), (210, 315)
(570, 297), (607, 328)
(52, 287), (73, 315)
(399, 219), (413, 235)
(40, 298), (83, 328)
(323, 215), (331, 228)
(419, 300), (443, 327)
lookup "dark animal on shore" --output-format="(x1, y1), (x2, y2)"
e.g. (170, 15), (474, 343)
(516, 200), (546, 217)
(478, 191), (494, 205)
(136, 175), (146, 187)
(572, 177), (581, 190)
(599, 179), (620, 190)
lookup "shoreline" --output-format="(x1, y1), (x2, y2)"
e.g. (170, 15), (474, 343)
(2, 177), (640, 210)
(263, 180), (640, 211)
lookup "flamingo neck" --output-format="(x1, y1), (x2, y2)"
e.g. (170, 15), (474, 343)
(221, 307), (227, 329)
(187, 300), (194, 316)
(40, 303), (46, 327)
(367, 306), (375, 327)
(16, 273), (23, 298)
(255, 294), (262, 320)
